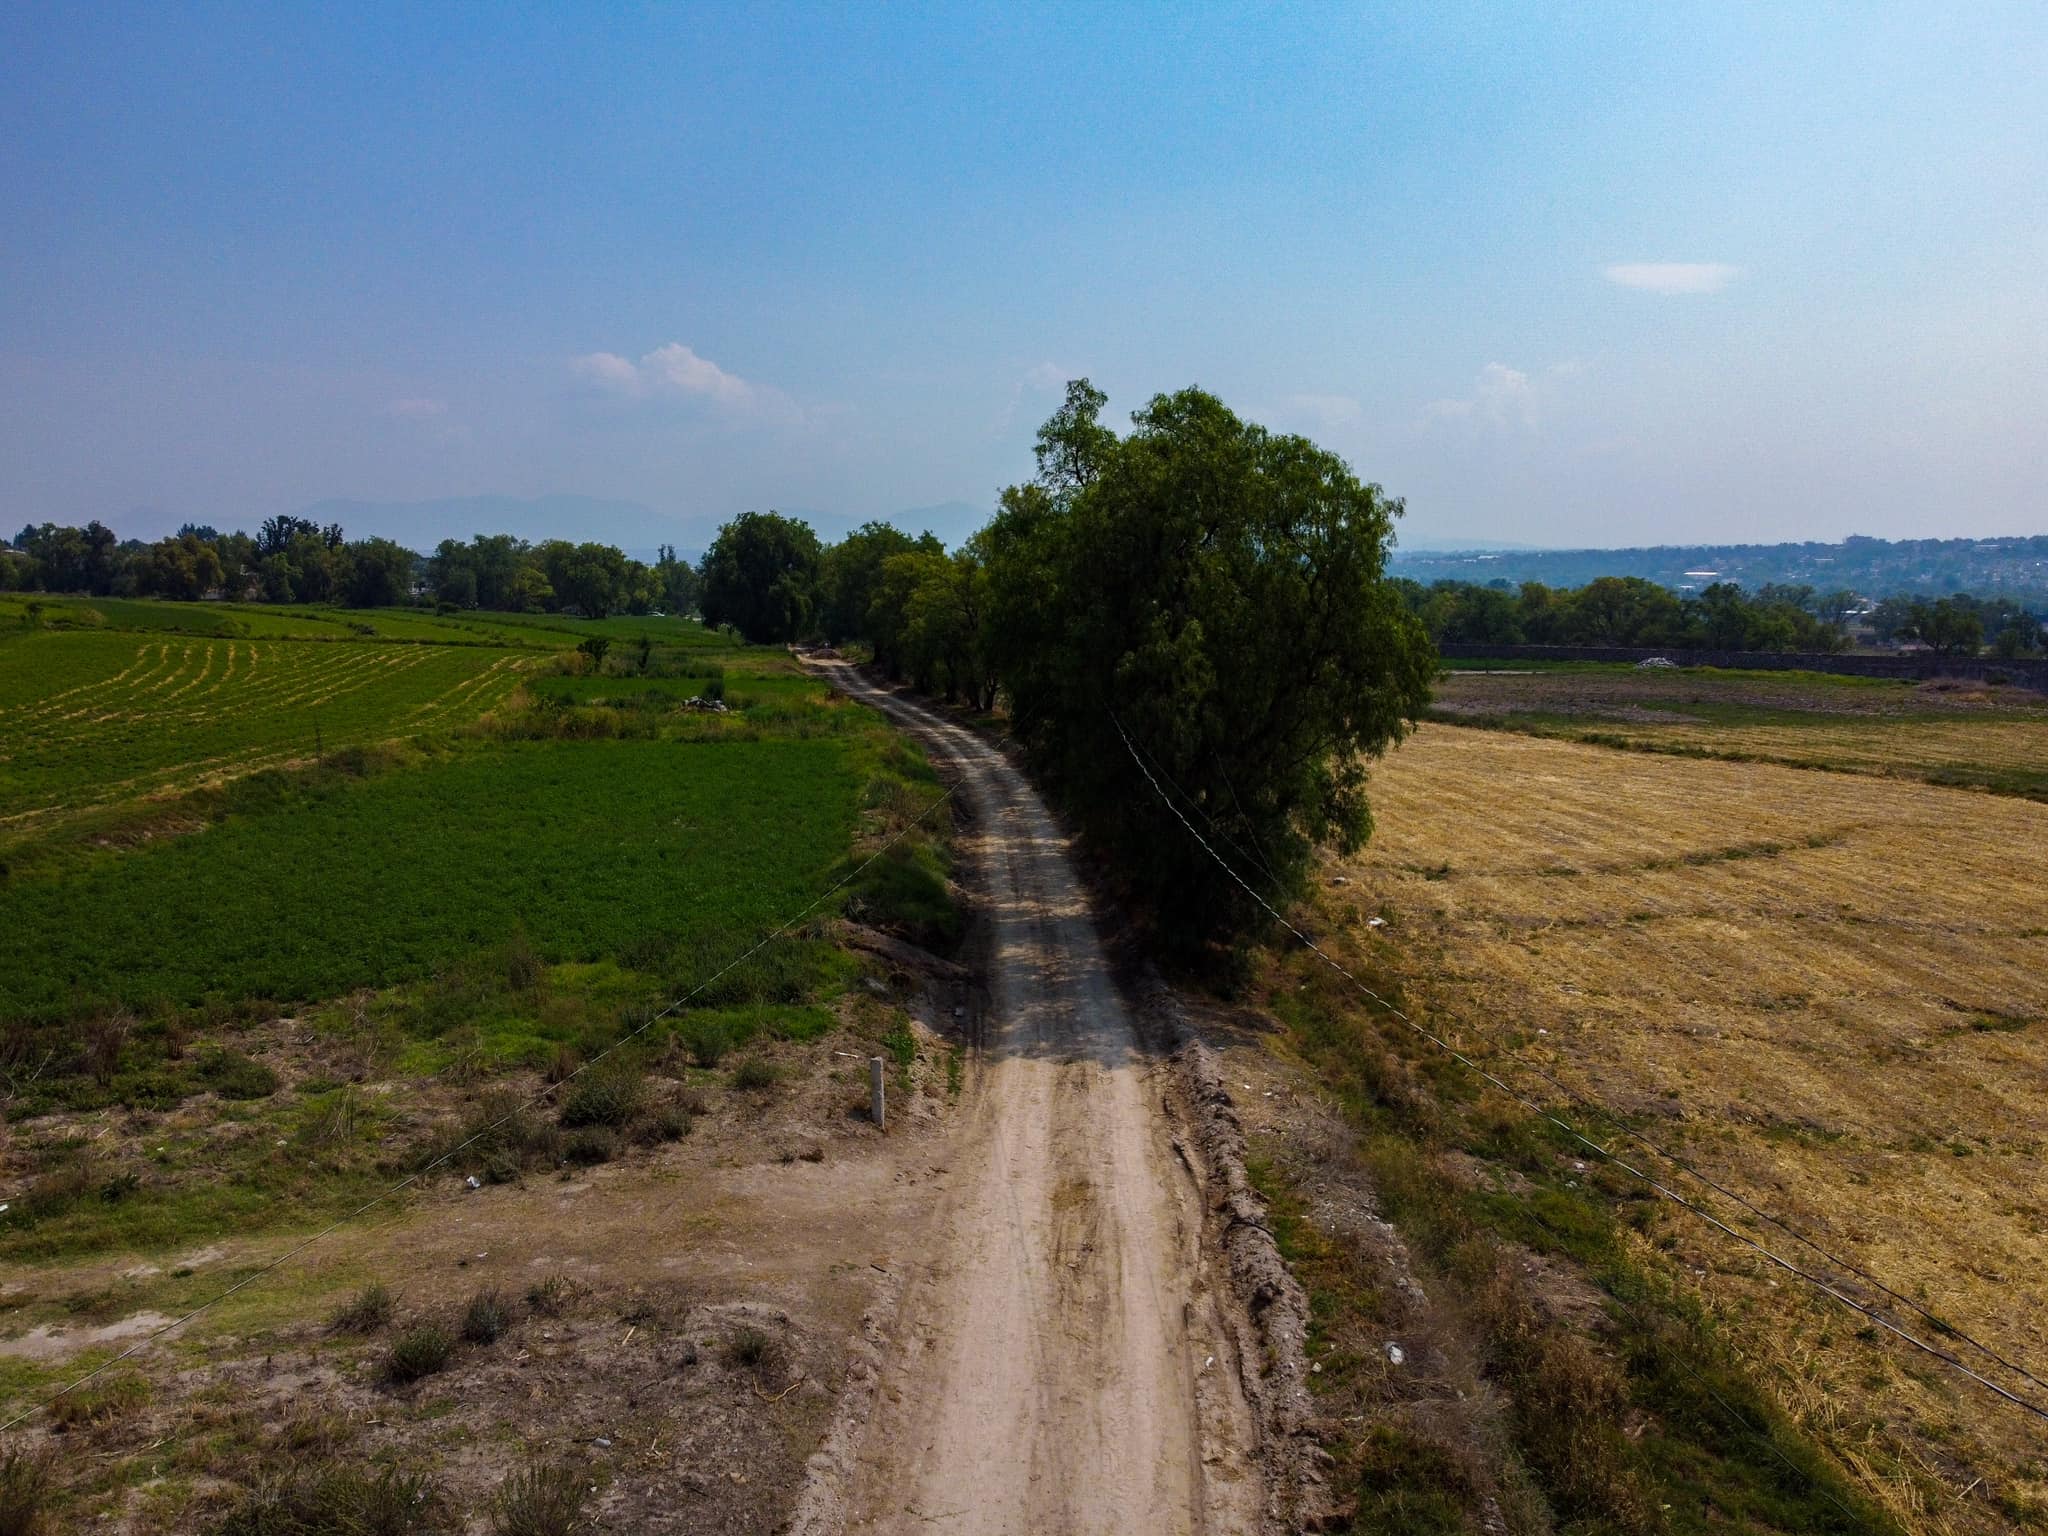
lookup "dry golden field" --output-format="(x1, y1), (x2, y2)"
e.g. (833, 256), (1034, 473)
(1333, 723), (2048, 1533)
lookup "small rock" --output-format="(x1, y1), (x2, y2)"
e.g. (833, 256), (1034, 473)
(594, 1437), (612, 1448)
(1385, 1342), (1406, 1366)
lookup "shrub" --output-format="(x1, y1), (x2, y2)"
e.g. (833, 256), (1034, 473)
(729, 1058), (778, 1092)
(562, 1127), (616, 1165)
(462, 1288), (510, 1346)
(0, 1450), (50, 1536)
(557, 1062), (644, 1128)
(722, 1325), (786, 1382)
(197, 1048), (278, 1100)
(331, 1282), (394, 1334)
(489, 1460), (587, 1536)
(212, 1465), (450, 1535)
(383, 1324), (454, 1385)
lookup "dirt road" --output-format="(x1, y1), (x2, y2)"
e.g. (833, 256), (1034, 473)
(808, 660), (1261, 1536)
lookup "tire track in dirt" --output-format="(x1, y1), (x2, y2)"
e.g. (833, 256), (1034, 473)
(808, 659), (1261, 1536)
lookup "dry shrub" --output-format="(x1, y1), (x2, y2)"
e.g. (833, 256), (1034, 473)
(0, 1450), (50, 1536)
(461, 1288), (510, 1346)
(84, 1012), (130, 1088)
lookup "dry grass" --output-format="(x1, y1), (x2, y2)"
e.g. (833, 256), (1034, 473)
(1334, 723), (2048, 1534)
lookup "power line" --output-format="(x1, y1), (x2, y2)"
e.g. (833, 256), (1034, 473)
(1, 782), (957, 1436)
(1110, 712), (2048, 1428)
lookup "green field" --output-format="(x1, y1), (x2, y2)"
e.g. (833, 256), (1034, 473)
(0, 628), (534, 837)
(0, 736), (859, 1019)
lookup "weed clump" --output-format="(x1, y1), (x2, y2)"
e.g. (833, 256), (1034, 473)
(557, 1062), (644, 1129)
(383, 1324), (455, 1385)
(48, 1371), (149, 1432)
(462, 1288), (511, 1346)
(630, 1104), (692, 1146)
(489, 1460), (587, 1536)
(729, 1058), (778, 1092)
(330, 1281), (394, 1334)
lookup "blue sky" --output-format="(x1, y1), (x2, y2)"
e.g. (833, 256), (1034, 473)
(2, 2), (2042, 551)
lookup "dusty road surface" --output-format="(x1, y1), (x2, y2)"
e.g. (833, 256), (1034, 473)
(809, 659), (1262, 1536)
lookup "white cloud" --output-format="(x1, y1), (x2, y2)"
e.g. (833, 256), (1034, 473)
(569, 342), (763, 408)
(1602, 262), (1739, 294)
(383, 397), (448, 420)
(1425, 362), (1536, 428)
(1021, 361), (1067, 392)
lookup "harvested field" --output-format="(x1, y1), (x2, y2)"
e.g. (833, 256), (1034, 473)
(1431, 665), (2048, 800)
(1327, 724), (2048, 1532)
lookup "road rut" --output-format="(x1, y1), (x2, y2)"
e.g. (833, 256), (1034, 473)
(813, 660), (1260, 1536)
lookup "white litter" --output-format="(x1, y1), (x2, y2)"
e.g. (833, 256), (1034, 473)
(465, 1175), (481, 1191)
(1385, 1342), (1406, 1366)
(1367, 916), (1386, 928)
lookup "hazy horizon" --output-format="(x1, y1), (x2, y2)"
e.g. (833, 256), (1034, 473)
(4, 5), (2043, 548)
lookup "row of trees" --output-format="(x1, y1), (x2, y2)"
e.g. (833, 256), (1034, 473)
(2, 519), (699, 620)
(1398, 576), (2046, 658)
(6, 518), (421, 607)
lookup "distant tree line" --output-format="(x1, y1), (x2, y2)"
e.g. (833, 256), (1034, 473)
(2, 518), (699, 620)
(1395, 577), (2045, 659)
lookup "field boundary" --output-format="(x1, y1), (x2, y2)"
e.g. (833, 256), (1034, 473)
(1438, 642), (2048, 687)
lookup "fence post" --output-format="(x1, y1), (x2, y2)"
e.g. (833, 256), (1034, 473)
(869, 1055), (886, 1130)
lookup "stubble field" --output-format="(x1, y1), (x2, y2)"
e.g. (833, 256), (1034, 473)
(1329, 722), (2048, 1532)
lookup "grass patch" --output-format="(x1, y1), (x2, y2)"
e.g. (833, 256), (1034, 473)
(210, 1464), (451, 1535)
(488, 1460), (587, 1536)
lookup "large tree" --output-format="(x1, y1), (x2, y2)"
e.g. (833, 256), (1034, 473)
(699, 512), (822, 643)
(981, 380), (1436, 947)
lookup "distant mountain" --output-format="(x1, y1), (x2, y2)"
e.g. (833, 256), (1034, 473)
(292, 495), (714, 554)
(1391, 534), (2048, 600)
(1395, 535), (1547, 554)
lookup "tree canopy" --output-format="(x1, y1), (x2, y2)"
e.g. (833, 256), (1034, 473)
(979, 380), (1436, 945)
(698, 511), (822, 643)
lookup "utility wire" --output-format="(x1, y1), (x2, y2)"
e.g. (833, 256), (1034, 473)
(1, 782), (957, 1436)
(1110, 712), (2048, 1428)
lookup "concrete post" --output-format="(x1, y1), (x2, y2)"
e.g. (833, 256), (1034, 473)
(869, 1055), (886, 1129)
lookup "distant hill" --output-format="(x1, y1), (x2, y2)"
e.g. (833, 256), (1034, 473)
(1392, 534), (2048, 600)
